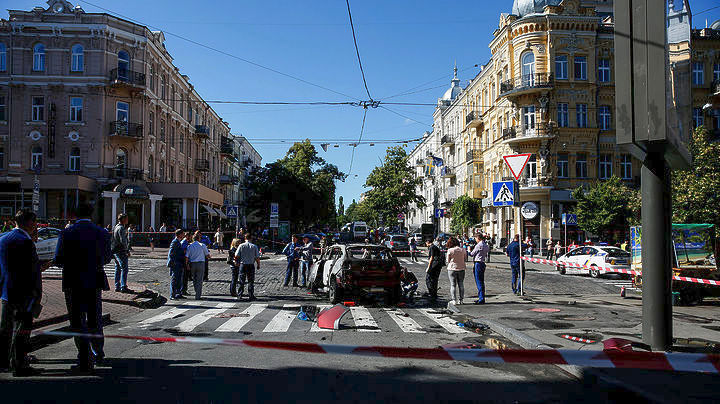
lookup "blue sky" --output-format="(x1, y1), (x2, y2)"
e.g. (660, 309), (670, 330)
(9, 0), (720, 204)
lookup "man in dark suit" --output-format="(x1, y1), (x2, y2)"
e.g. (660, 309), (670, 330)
(0, 210), (43, 376)
(167, 229), (186, 300)
(54, 203), (112, 373)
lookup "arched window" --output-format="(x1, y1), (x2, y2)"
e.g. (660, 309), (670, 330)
(521, 52), (536, 86)
(33, 43), (45, 71)
(71, 44), (84, 72)
(69, 147), (80, 171)
(148, 155), (154, 179)
(0, 43), (6, 72)
(31, 146), (43, 169)
(118, 50), (130, 79)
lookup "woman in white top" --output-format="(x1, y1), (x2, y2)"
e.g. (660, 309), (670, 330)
(445, 237), (467, 305)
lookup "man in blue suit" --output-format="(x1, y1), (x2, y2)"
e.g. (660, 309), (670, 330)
(54, 203), (112, 373)
(0, 210), (43, 376)
(167, 229), (186, 300)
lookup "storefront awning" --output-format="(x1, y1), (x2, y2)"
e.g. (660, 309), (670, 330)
(202, 204), (218, 216)
(215, 207), (228, 219)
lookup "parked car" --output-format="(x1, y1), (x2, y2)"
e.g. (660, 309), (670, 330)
(307, 244), (402, 305)
(383, 235), (410, 254)
(556, 246), (631, 278)
(411, 233), (423, 244)
(1, 227), (62, 262)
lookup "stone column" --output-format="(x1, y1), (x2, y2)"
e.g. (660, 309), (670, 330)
(102, 191), (120, 227)
(182, 199), (187, 228)
(149, 194), (163, 230)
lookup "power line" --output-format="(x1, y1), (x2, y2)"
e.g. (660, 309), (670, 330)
(348, 108), (369, 175)
(78, 0), (361, 102)
(345, 0), (373, 100)
(379, 105), (432, 127)
(380, 64), (481, 100)
(695, 5), (720, 17)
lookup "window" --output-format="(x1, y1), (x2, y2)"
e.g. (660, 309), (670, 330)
(118, 50), (129, 75)
(557, 103), (569, 127)
(33, 44), (45, 71)
(621, 154), (632, 180)
(170, 166), (175, 182)
(574, 56), (587, 80)
(0, 43), (6, 72)
(576, 104), (587, 128)
(555, 55), (568, 79)
(159, 161), (165, 180)
(692, 62), (704, 85)
(170, 125), (175, 147)
(32, 96), (44, 121)
(188, 97), (193, 121)
(148, 112), (154, 136)
(598, 105), (611, 130)
(31, 146), (43, 169)
(160, 119), (166, 142)
(521, 52), (536, 86)
(148, 155), (154, 179)
(149, 65), (154, 90)
(179, 132), (184, 153)
(576, 153), (587, 178)
(557, 153), (569, 178)
(116, 102), (129, 122)
(599, 154), (612, 179)
(714, 63), (720, 83)
(179, 96), (184, 118)
(522, 105), (536, 133)
(524, 155), (537, 184)
(712, 109), (720, 131)
(0, 96), (5, 121)
(693, 107), (704, 128)
(69, 97), (83, 122)
(598, 59), (610, 82)
(71, 44), (84, 72)
(171, 85), (176, 110)
(69, 147), (80, 172)
(161, 74), (166, 102)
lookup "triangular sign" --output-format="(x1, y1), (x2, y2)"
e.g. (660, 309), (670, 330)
(503, 153), (532, 181)
(321, 143), (329, 152)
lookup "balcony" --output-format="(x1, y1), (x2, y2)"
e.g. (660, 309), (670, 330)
(220, 143), (235, 157)
(498, 123), (557, 144)
(440, 166), (455, 178)
(111, 168), (144, 181)
(465, 110), (482, 130)
(440, 135), (455, 147)
(466, 149), (482, 164)
(415, 158), (425, 166)
(499, 73), (553, 99)
(109, 121), (143, 140)
(195, 125), (210, 139)
(219, 174), (239, 185)
(195, 159), (210, 171)
(109, 68), (146, 87)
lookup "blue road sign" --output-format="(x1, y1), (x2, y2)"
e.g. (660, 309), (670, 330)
(492, 181), (515, 207)
(226, 206), (238, 218)
(562, 213), (577, 226)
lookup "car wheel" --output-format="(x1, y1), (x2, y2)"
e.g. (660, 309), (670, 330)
(681, 289), (703, 306)
(329, 276), (343, 304)
(589, 265), (600, 278)
(558, 265), (566, 275)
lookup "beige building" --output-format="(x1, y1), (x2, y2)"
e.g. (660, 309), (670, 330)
(0, 0), (260, 230)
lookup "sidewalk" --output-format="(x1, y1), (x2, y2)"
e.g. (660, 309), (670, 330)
(130, 246), (271, 261)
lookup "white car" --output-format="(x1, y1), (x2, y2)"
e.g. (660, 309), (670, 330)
(411, 233), (423, 244)
(0, 226), (61, 261)
(556, 246), (631, 278)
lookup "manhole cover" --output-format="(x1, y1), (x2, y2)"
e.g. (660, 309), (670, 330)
(529, 308), (561, 313)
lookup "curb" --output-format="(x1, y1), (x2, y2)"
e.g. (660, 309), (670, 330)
(471, 317), (552, 350)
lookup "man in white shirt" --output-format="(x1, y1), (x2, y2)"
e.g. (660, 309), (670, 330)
(214, 227), (224, 253)
(234, 233), (260, 301)
(185, 231), (210, 300)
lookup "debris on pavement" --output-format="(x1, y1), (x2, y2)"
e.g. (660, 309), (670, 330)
(317, 304), (350, 330)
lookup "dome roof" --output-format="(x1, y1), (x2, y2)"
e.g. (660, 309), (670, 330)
(511, 0), (563, 18)
(441, 66), (462, 101)
(711, 20), (720, 31)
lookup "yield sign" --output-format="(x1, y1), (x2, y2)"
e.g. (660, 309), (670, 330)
(503, 153), (532, 181)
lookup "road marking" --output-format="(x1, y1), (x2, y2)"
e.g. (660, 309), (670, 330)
(172, 302), (235, 332)
(310, 305), (333, 332)
(384, 308), (426, 333)
(350, 306), (381, 332)
(132, 306), (193, 329)
(215, 304), (268, 332)
(263, 304), (299, 332)
(418, 308), (467, 334)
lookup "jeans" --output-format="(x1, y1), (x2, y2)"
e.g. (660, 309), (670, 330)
(239, 264), (256, 298)
(230, 266), (240, 296)
(473, 261), (486, 303)
(511, 264), (525, 294)
(300, 261), (311, 287)
(410, 248), (418, 262)
(170, 264), (184, 298)
(284, 260), (299, 286)
(448, 270), (465, 303)
(64, 289), (103, 367)
(425, 267), (441, 298)
(189, 262), (205, 299)
(113, 253), (129, 290)
(0, 300), (33, 371)
(546, 249), (554, 260)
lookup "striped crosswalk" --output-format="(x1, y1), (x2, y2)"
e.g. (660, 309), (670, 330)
(601, 279), (639, 292)
(125, 301), (467, 335)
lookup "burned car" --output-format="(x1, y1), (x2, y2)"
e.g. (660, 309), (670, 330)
(307, 244), (402, 305)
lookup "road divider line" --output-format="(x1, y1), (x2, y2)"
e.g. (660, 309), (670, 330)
(385, 308), (425, 333)
(128, 306), (193, 329)
(172, 303), (235, 332)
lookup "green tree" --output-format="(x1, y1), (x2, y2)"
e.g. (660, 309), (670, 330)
(364, 146), (425, 224)
(571, 176), (640, 241)
(449, 195), (482, 235)
(673, 127), (720, 227)
(337, 196), (345, 217)
(344, 199), (378, 227)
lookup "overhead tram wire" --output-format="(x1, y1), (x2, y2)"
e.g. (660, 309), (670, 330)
(348, 108), (368, 176)
(345, 0), (373, 101)
(78, 0), (362, 102)
(379, 64), (480, 101)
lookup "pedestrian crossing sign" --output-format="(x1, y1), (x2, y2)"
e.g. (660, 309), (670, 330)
(492, 181), (516, 207)
(226, 206), (238, 218)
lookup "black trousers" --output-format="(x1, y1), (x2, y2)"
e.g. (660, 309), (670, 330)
(0, 300), (33, 371)
(64, 289), (104, 367)
(425, 266), (441, 298)
(239, 264), (256, 298)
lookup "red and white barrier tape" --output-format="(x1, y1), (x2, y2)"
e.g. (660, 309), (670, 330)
(521, 256), (720, 287)
(35, 331), (720, 373)
(561, 334), (597, 344)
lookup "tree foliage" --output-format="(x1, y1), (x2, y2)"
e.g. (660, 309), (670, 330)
(571, 176), (640, 240)
(449, 195), (481, 235)
(363, 146), (425, 224)
(673, 127), (720, 227)
(343, 199), (378, 226)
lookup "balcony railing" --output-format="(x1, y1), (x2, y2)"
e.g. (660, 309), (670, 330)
(109, 121), (143, 140)
(465, 110), (480, 127)
(110, 68), (146, 87)
(195, 159), (210, 171)
(498, 122), (557, 143)
(111, 168), (144, 181)
(219, 174), (239, 185)
(440, 166), (455, 178)
(466, 149), (482, 163)
(441, 135), (455, 147)
(195, 125), (210, 138)
(518, 177), (540, 188)
(499, 73), (553, 96)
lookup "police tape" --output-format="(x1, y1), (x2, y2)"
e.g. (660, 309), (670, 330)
(560, 334), (597, 344)
(520, 256), (720, 287)
(34, 330), (720, 373)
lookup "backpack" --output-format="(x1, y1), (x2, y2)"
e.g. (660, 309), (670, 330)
(432, 245), (446, 267)
(227, 247), (236, 266)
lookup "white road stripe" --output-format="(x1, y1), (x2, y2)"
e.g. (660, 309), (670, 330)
(384, 308), (426, 333)
(310, 305), (333, 332)
(263, 304), (299, 332)
(132, 306), (193, 329)
(418, 308), (467, 334)
(215, 304), (267, 332)
(350, 306), (381, 332)
(172, 302), (235, 332)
